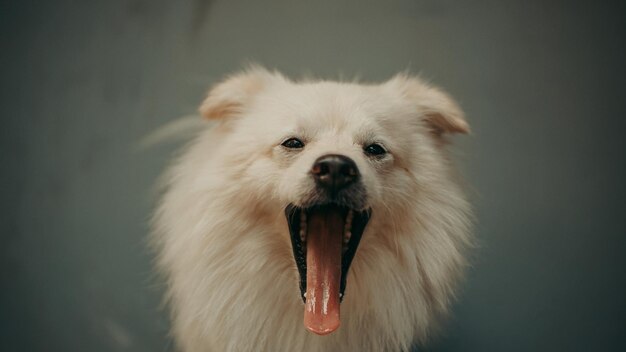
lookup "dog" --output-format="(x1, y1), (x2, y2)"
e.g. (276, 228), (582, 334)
(151, 66), (472, 351)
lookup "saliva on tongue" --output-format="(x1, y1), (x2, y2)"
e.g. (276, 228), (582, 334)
(304, 205), (345, 335)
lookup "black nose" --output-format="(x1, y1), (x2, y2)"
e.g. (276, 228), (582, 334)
(311, 154), (360, 192)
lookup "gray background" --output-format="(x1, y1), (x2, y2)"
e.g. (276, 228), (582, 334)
(2, 0), (625, 351)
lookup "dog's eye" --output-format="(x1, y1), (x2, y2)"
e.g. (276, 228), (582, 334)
(281, 138), (305, 149)
(364, 143), (387, 156)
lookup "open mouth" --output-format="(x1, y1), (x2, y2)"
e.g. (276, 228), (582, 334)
(285, 203), (371, 335)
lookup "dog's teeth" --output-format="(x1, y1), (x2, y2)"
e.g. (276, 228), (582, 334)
(300, 212), (307, 242)
(300, 213), (307, 228)
(344, 231), (352, 244)
(343, 210), (354, 244)
(344, 210), (353, 234)
(300, 228), (306, 242)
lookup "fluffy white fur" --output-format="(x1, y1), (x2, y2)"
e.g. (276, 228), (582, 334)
(152, 67), (472, 351)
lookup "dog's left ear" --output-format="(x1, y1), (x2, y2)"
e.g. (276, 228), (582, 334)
(199, 67), (281, 120)
(387, 75), (469, 136)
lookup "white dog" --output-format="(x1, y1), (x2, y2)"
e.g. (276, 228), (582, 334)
(152, 67), (472, 351)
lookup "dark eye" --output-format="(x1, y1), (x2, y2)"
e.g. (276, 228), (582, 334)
(281, 138), (305, 149)
(364, 143), (387, 156)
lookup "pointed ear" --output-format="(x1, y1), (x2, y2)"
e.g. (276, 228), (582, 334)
(199, 67), (280, 120)
(387, 75), (469, 136)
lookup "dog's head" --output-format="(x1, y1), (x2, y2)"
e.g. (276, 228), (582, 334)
(199, 67), (469, 335)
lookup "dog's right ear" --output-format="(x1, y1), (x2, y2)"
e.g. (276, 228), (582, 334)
(199, 67), (280, 120)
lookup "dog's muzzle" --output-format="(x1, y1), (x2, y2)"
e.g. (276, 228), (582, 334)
(286, 154), (371, 335)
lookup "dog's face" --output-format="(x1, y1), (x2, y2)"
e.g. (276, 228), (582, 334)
(198, 67), (469, 335)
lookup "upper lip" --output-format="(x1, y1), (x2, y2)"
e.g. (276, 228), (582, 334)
(285, 204), (371, 302)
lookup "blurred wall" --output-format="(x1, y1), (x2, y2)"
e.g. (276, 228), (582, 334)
(1, 1), (625, 351)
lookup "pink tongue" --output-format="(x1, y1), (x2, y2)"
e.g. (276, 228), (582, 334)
(304, 206), (344, 335)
